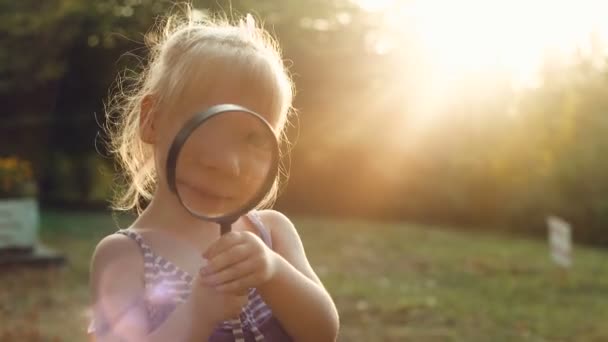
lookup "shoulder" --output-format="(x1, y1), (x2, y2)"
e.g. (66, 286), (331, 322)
(91, 232), (144, 272)
(90, 232), (145, 291)
(255, 209), (299, 243)
(89, 232), (150, 337)
(256, 209), (294, 228)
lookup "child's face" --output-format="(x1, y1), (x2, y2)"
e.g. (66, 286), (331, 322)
(152, 80), (280, 216)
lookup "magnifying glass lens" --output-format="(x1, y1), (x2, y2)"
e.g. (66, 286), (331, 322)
(167, 104), (279, 234)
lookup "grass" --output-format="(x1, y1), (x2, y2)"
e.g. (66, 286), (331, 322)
(1, 210), (607, 341)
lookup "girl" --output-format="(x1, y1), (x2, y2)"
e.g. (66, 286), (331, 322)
(89, 6), (339, 342)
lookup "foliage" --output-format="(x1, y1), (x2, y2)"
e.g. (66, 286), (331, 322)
(1, 0), (607, 244)
(0, 156), (36, 198)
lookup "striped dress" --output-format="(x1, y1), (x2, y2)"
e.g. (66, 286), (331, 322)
(89, 211), (292, 342)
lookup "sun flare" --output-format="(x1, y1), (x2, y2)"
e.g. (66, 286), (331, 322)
(355, 0), (608, 89)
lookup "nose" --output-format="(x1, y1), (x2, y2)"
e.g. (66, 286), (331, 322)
(201, 146), (241, 178)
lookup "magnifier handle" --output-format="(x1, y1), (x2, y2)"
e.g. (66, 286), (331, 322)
(220, 222), (231, 235)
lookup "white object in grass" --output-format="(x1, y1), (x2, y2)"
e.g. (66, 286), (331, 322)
(0, 198), (39, 249)
(546, 215), (572, 268)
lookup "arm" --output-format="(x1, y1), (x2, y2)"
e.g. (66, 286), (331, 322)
(256, 210), (340, 342)
(89, 235), (217, 342)
(199, 211), (340, 341)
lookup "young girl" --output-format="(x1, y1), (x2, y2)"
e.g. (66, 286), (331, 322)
(89, 6), (339, 342)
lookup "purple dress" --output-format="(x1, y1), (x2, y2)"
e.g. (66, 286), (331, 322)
(89, 211), (293, 341)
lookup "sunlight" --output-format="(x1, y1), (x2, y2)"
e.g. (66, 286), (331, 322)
(350, 0), (608, 134)
(355, 0), (608, 89)
(409, 0), (608, 88)
(352, 0), (394, 12)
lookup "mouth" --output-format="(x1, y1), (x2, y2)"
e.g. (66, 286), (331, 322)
(176, 180), (235, 201)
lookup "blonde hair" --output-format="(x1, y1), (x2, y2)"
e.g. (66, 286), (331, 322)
(105, 5), (295, 213)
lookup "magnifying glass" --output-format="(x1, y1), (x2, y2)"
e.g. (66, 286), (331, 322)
(166, 104), (279, 235)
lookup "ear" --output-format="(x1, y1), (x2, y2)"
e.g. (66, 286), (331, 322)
(140, 94), (158, 144)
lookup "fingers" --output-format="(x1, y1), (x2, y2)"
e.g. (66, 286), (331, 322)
(200, 256), (261, 287)
(203, 232), (245, 260)
(199, 231), (268, 294)
(202, 243), (252, 275)
(214, 272), (266, 294)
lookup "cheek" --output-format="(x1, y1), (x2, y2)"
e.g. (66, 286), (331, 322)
(241, 159), (271, 188)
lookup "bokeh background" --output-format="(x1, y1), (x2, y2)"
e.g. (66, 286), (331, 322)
(1, 0), (608, 341)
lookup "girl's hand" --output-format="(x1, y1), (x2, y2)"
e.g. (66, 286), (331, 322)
(200, 231), (279, 294)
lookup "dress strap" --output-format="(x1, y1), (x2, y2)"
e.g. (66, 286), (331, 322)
(116, 229), (154, 255)
(247, 211), (272, 249)
(115, 229), (157, 282)
(231, 318), (246, 342)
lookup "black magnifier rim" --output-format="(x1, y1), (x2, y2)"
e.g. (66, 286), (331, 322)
(166, 103), (279, 224)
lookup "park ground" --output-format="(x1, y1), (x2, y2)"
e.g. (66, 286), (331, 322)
(1, 210), (607, 341)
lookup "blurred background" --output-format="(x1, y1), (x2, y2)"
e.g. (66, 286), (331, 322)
(1, 0), (607, 341)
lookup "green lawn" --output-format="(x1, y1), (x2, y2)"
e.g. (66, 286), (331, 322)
(1, 211), (607, 341)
